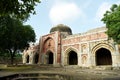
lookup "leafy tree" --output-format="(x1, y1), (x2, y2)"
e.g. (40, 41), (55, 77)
(0, 0), (40, 20)
(0, 49), (11, 63)
(0, 16), (36, 64)
(102, 4), (120, 44)
(14, 52), (22, 64)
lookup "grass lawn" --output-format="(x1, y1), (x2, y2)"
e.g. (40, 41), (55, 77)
(0, 64), (33, 72)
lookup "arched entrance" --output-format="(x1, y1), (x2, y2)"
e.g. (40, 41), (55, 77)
(96, 48), (112, 66)
(26, 55), (29, 63)
(68, 51), (78, 65)
(34, 53), (39, 64)
(47, 52), (54, 64)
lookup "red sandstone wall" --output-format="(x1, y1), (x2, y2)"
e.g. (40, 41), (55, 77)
(39, 31), (61, 63)
(62, 32), (107, 45)
(62, 32), (108, 51)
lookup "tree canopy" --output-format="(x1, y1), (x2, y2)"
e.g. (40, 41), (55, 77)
(0, 0), (40, 20)
(102, 4), (120, 44)
(0, 16), (36, 64)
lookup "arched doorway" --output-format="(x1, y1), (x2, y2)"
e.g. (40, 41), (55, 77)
(96, 48), (112, 66)
(47, 52), (53, 64)
(34, 53), (39, 64)
(26, 55), (29, 63)
(68, 51), (78, 65)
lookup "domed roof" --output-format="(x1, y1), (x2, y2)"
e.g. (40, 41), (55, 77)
(50, 24), (72, 34)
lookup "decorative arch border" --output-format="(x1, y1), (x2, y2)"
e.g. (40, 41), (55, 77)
(42, 37), (55, 53)
(63, 46), (79, 65)
(64, 47), (78, 55)
(43, 37), (54, 46)
(46, 50), (54, 55)
(91, 42), (115, 55)
(91, 42), (115, 66)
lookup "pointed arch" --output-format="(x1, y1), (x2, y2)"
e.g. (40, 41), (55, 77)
(91, 43), (114, 66)
(43, 37), (53, 45)
(91, 43), (114, 55)
(42, 37), (55, 53)
(64, 47), (78, 65)
(46, 50), (54, 64)
(96, 48), (112, 65)
(68, 51), (78, 65)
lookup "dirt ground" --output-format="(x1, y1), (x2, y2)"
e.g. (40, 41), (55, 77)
(0, 65), (120, 80)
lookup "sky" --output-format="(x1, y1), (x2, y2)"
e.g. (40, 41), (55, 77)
(25, 0), (120, 43)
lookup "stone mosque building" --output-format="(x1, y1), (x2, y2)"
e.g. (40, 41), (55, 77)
(22, 24), (120, 68)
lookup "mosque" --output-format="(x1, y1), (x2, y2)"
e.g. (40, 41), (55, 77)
(22, 24), (120, 68)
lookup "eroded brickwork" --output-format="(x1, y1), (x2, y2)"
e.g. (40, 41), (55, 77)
(23, 26), (120, 68)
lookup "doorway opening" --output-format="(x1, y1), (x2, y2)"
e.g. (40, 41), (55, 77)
(34, 53), (39, 64)
(26, 55), (29, 63)
(68, 51), (78, 65)
(96, 48), (112, 66)
(47, 52), (53, 64)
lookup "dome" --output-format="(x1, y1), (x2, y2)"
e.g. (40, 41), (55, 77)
(50, 24), (72, 35)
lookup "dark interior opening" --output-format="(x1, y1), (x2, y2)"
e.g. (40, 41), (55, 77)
(96, 48), (112, 66)
(68, 51), (78, 65)
(35, 53), (39, 64)
(26, 55), (29, 63)
(48, 52), (53, 64)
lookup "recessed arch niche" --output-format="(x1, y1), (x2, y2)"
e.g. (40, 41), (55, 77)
(96, 48), (112, 65)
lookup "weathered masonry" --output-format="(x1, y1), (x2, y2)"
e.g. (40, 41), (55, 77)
(23, 24), (120, 68)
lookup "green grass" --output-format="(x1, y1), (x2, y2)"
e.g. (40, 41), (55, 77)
(0, 65), (33, 72)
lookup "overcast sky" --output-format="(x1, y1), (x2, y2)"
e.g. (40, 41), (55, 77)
(25, 0), (120, 43)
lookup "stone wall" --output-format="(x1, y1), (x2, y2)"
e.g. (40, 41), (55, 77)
(22, 44), (39, 64)
(62, 27), (120, 67)
(38, 31), (61, 66)
(22, 26), (120, 68)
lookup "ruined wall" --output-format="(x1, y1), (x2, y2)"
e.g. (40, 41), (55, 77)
(22, 44), (39, 64)
(23, 27), (120, 68)
(62, 27), (120, 67)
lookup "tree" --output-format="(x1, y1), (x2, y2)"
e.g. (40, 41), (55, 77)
(0, 16), (36, 64)
(0, 0), (40, 20)
(102, 4), (120, 44)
